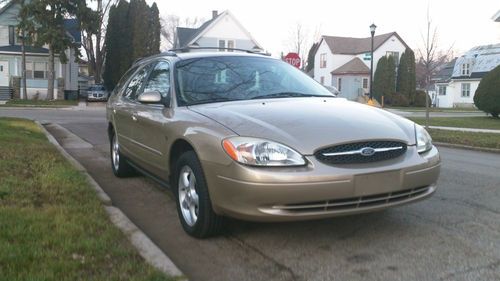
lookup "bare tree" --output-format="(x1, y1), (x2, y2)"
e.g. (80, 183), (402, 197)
(82, 0), (117, 84)
(417, 7), (454, 128)
(286, 22), (310, 69)
(161, 15), (203, 50)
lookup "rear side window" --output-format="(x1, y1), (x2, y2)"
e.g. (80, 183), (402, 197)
(124, 65), (151, 100)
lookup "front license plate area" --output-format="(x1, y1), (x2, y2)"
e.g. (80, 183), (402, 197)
(354, 170), (401, 196)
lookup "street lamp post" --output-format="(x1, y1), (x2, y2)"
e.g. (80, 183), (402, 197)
(369, 23), (377, 100)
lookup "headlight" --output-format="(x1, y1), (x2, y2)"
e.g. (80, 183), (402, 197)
(222, 137), (306, 166)
(415, 125), (432, 154)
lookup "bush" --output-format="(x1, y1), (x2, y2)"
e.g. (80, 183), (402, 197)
(474, 65), (500, 118)
(413, 90), (431, 107)
(391, 93), (410, 106)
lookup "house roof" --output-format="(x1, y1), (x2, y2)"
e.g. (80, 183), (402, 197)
(0, 45), (48, 54)
(322, 32), (409, 55)
(174, 10), (263, 50)
(493, 10), (500, 22)
(175, 12), (223, 49)
(433, 58), (457, 83)
(451, 43), (500, 80)
(331, 57), (370, 75)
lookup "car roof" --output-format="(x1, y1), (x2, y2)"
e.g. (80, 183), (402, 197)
(134, 50), (274, 67)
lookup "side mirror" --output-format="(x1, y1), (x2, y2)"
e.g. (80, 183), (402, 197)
(138, 91), (162, 104)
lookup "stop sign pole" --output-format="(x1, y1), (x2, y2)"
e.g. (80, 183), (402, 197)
(284, 52), (301, 68)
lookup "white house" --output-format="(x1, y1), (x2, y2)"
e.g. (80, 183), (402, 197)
(0, 1), (80, 101)
(434, 44), (500, 108)
(174, 10), (263, 52)
(314, 32), (409, 101)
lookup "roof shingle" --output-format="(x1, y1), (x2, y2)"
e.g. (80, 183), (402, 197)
(331, 57), (370, 75)
(323, 32), (407, 55)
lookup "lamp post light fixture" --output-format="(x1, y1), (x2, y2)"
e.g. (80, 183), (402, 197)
(369, 23), (377, 101)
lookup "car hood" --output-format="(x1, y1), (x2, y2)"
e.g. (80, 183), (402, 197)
(189, 98), (416, 155)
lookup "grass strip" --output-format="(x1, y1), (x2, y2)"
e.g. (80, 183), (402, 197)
(0, 117), (174, 281)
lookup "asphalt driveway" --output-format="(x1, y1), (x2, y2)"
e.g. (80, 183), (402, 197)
(1, 107), (499, 281)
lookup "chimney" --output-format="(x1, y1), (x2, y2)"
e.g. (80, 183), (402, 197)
(212, 10), (218, 19)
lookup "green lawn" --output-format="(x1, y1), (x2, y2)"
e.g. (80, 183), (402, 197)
(0, 118), (174, 281)
(389, 106), (481, 112)
(409, 117), (500, 130)
(429, 129), (500, 149)
(2, 99), (79, 107)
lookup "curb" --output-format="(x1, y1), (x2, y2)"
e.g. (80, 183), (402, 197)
(434, 142), (500, 154)
(36, 121), (186, 280)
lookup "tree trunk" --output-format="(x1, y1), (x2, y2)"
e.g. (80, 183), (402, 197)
(47, 47), (55, 100)
(21, 35), (27, 100)
(95, 0), (102, 83)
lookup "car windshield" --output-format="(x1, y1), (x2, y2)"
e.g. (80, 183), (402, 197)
(175, 56), (334, 106)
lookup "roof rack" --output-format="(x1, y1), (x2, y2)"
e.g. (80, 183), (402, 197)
(132, 51), (178, 65)
(168, 46), (271, 56)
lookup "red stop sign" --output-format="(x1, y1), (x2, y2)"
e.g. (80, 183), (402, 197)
(284, 52), (301, 68)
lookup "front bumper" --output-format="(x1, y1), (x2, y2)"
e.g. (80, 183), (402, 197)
(87, 94), (108, 101)
(203, 146), (440, 222)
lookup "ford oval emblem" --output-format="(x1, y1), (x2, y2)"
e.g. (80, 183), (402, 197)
(360, 147), (376, 157)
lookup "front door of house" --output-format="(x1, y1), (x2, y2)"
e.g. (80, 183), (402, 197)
(0, 61), (9, 87)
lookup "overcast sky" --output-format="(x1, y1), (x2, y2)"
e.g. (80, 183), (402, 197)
(149, 0), (500, 58)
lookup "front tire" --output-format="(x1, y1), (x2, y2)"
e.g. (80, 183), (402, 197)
(174, 151), (224, 238)
(110, 132), (134, 177)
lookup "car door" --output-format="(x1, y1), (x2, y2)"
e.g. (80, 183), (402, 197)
(133, 60), (173, 179)
(114, 64), (152, 161)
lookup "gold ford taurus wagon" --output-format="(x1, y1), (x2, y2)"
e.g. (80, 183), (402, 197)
(107, 50), (440, 238)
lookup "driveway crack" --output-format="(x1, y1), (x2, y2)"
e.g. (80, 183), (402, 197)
(225, 233), (304, 281)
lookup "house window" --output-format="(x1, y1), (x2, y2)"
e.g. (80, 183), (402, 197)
(461, 83), (470, 97)
(8, 26), (15, 45)
(218, 40), (235, 52)
(34, 62), (47, 79)
(337, 77), (342, 91)
(461, 63), (470, 76)
(362, 78), (368, 89)
(438, 85), (447, 96)
(227, 40), (234, 51)
(26, 62), (33, 79)
(218, 40), (225, 51)
(320, 53), (327, 68)
(386, 51), (399, 65)
(320, 76), (324, 84)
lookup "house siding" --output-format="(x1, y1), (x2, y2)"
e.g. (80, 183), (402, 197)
(314, 34), (407, 101)
(331, 74), (368, 101)
(194, 37), (256, 51)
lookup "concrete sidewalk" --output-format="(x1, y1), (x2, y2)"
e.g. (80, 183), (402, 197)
(428, 126), (500, 134)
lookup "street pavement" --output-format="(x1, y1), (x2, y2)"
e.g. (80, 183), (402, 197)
(1, 106), (500, 281)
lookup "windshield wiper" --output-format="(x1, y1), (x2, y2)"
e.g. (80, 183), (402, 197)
(187, 97), (236, 106)
(250, 92), (333, 100)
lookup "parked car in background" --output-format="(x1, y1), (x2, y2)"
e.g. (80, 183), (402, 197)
(87, 84), (109, 101)
(106, 50), (441, 238)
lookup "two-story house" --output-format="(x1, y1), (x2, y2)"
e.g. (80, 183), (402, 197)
(434, 44), (500, 108)
(314, 32), (409, 101)
(174, 10), (263, 52)
(0, 1), (80, 101)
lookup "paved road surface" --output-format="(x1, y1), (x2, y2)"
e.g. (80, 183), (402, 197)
(2, 107), (500, 281)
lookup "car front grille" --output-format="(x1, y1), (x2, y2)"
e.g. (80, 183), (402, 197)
(315, 140), (407, 165)
(272, 186), (431, 213)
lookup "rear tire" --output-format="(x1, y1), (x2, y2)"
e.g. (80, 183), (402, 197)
(110, 132), (135, 177)
(173, 151), (224, 238)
